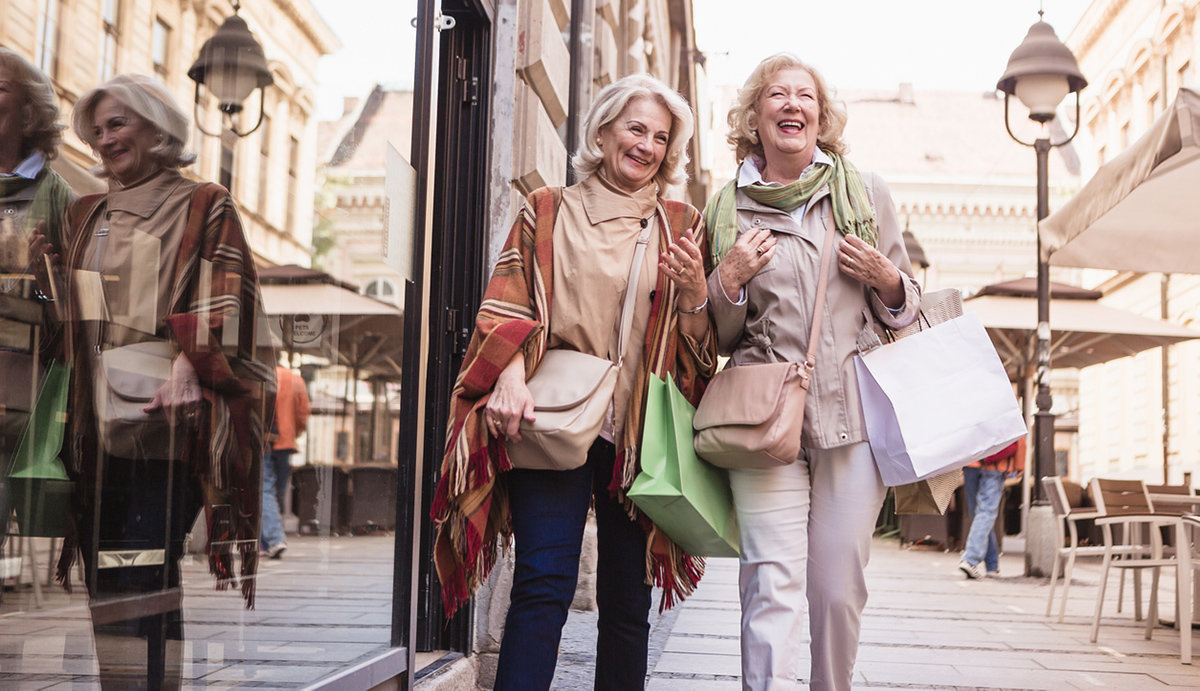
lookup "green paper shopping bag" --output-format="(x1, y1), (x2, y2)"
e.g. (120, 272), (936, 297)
(8, 361), (73, 537)
(629, 376), (739, 557)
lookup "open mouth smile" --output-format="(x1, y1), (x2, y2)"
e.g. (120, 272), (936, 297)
(778, 119), (805, 133)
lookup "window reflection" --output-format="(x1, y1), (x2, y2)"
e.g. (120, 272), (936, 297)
(0, 0), (408, 685)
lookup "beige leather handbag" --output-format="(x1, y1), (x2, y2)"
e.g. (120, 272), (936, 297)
(94, 340), (191, 460)
(692, 222), (837, 469)
(506, 213), (656, 470)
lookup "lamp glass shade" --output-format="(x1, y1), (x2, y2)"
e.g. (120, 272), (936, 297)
(205, 51), (260, 110)
(1014, 73), (1070, 119)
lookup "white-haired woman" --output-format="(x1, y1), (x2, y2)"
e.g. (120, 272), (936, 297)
(32, 73), (274, 688)
(432, 73), (715, 689)
(704, 54), (921, 690)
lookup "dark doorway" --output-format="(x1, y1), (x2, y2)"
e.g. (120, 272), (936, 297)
(411, 0), (492, 655)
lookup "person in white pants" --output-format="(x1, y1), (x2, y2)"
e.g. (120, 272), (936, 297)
(703, 53), (921, 690)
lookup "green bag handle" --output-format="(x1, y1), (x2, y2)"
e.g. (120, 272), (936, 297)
(8, 360), (70, 481)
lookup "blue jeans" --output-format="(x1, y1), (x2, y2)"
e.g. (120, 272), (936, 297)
(962, 466), (1004, 571)
(260, 449), (293, 550)
(495, 439), (652, 690)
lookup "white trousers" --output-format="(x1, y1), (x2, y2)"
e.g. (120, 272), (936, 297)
(729, 441), (886, 691)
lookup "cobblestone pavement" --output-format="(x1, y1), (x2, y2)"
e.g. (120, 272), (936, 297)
(554, 536), (1200, 689)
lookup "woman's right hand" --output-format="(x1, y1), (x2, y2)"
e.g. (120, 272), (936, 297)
(485, 354), (536, 442)
(717, 227), (775, 299)
(28, 221), (60, 294)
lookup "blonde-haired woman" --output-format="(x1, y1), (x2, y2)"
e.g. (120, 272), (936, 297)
(705, 54), (921, 690)
(34, 73), (274, 687)
(432, 73), (715, 690)
(0, 48), (74, 551)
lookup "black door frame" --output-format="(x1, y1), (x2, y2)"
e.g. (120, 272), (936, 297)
(397, 0), (494, 669)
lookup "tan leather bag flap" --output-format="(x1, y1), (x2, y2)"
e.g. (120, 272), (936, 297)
(100, 341), (174, 402)
(525, 349), (616, 412)
(693, 361), (802, 430)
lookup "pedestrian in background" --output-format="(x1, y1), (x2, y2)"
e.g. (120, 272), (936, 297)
(32, 73), (275, 688)
(261, 363), (310, 559)
(431, 73), (715, 690)
(959, 435), (1026, 579)
(704, 53), (921, 690)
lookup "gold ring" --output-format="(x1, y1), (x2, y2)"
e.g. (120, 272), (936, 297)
(757, 246), (766, 256)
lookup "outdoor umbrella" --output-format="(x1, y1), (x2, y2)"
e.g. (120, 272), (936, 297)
(1040, 87), (1200, 273)
(965, 277), (1200, 381)
(258, 265), (404, 378)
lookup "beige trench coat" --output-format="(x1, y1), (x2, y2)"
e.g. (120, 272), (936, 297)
(707, 171), (921, 450)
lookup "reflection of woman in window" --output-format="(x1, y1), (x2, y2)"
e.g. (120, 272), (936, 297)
(0, 47), (74, 551)
(33, 74), (274, 687)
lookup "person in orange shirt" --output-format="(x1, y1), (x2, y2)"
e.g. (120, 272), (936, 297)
(958, 435), (1026, 579)
(261, 364), (310, 558)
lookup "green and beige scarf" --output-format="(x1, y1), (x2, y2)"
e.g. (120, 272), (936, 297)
(704, 152), (877, 263)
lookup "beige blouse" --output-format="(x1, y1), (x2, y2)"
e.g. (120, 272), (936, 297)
(550, 172), (660, 441)
(76, 170), (197, 339)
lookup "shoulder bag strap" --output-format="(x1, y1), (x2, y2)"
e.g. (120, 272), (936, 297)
(802, 223), (839, 376)
(614, 211), (655, 367)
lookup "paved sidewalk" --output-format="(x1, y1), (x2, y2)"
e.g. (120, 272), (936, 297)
(559, 536), (1199, 689)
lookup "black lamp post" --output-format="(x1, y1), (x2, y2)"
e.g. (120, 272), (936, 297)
(187, 0), (273, 138)
(997, 14), (1086, 508)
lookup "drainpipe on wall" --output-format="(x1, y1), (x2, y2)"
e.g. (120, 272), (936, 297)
(565, 0), (596, 183)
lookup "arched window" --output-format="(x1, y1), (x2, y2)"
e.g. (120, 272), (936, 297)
(364, 278), (397, 304)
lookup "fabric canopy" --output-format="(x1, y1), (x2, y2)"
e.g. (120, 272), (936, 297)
(964, 284), (1200, 379)
(258, 266), (404, 379)
(1040, 87), (1200, 274)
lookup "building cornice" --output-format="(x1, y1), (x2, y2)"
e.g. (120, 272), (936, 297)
(1068, 0), (1129, 59)
(271, 0), (342, 55)
(896, 202), (1034, 219)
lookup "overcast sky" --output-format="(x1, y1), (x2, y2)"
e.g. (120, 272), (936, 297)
(307, 0), (1092, 120)
(693, 0), (1092, 93)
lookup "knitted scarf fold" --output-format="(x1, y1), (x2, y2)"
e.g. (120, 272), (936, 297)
(704, 152), (877, 264)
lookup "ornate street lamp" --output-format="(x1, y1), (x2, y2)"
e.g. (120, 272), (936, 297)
(997, 12), (1086, 576)
(187, 0), (273, 138)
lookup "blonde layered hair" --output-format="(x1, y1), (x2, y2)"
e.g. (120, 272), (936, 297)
(0, 48), (64, 159)
(727, 54), (848, 163)
(572, 74), (694, 189)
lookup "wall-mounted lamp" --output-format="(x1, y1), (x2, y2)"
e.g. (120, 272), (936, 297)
(187, 1), (273, 138)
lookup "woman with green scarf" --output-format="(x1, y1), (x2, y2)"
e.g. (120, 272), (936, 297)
(0, 48), (74, 548)
(703, 54), (921, 691)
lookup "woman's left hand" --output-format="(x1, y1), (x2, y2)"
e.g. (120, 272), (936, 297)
(837, 235), (902, 291)
(659, 227), (707, 310)
(144, 355), (203, 421)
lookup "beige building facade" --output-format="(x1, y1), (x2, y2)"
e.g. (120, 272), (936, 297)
(1, 0), (338, 268)
(1066, 0), (1200, 485)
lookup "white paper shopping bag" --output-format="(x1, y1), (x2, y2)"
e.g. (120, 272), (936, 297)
(855, 312), (1026, 487)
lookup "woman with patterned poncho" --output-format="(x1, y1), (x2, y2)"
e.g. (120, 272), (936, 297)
(431, 74), (716, 689)
(31, 74), (275, 688)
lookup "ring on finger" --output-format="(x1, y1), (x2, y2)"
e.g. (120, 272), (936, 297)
(756, 246), (766, 256)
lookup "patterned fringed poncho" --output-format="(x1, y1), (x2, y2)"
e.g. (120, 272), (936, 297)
(55, 182), (275, 609)
(431, 185), (716, 615)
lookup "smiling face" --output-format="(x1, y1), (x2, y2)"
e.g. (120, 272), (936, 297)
(91, 95), (163, 185)
(751, 67), (821, 175)
(597, 96), (672, 194)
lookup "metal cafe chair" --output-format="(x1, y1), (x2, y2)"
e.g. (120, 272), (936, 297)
(1043, 476), (1103, 622)
(1089, 478), (1192, 664)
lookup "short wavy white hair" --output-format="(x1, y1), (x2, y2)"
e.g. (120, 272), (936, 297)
(572, 74), (694, 189)
(73, 73), (196, 177)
